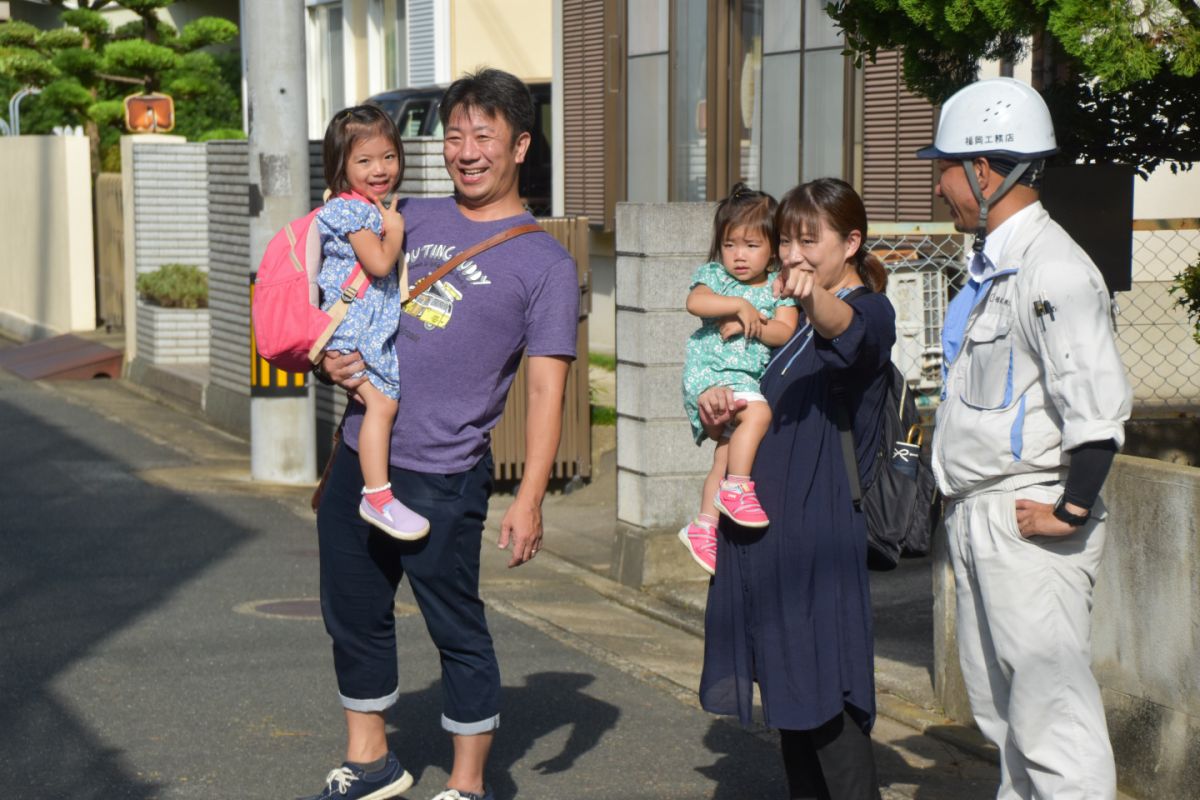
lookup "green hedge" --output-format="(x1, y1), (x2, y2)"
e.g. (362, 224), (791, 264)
(136, 263), (208, 308)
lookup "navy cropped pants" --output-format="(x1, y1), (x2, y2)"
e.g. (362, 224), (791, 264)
(316, 441), (500, 734)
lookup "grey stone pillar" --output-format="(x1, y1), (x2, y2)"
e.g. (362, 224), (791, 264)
(611, 202), (717, 587)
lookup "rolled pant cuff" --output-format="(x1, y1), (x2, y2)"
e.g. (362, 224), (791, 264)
(442, 713), (500, 735)
(340, 687), (400, 713)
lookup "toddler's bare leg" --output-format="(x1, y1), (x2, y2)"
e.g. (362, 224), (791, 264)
(727, 401), (771, 478)
(354, 381), (398, 489)
(701, 440), (730, 518)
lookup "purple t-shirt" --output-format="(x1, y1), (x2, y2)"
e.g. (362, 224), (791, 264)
(342, 196), (579, 472)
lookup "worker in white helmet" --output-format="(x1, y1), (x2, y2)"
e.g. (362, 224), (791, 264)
(917, 77), (1132, 800)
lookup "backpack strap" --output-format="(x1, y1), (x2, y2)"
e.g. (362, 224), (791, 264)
(307, 266), (371, 365)
(830, 285), (873, 511)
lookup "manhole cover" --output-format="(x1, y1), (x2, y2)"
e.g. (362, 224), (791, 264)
(235, 598), (418, 620)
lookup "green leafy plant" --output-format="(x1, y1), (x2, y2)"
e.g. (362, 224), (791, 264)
(1169, 255), (1200, 345)
(588, 351), (616, 371)
(829, 0), (1200, 177)
(136, 263), (208, 309)
(0, 1), (240, 172)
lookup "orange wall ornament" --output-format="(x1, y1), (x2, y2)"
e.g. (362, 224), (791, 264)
(124, 93), (175, 133)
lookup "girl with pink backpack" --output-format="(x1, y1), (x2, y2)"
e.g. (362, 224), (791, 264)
(313, 105), (428, 541)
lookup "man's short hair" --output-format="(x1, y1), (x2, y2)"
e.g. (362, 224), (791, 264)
(439, 68), (535, 143)
(987, 156), (1046, 190)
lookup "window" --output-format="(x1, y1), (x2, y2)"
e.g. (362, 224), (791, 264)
(625, 0), (668, 202)
(383, 0), (408, 89)
(671, 0), (707, 201)
(308, 1), (346, 128)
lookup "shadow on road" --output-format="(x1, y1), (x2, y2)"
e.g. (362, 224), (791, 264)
(386, 671), (621, 799)
(0, 396), (255, 799)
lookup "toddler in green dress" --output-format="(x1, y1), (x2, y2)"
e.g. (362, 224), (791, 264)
(679, 184), (799, 575)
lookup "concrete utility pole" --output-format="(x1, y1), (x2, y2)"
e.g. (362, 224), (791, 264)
(244, 0), (316, 483)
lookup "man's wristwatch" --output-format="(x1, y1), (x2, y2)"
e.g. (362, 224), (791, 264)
(311, 360), (334, 386)
(1052, 495), (1090, 527)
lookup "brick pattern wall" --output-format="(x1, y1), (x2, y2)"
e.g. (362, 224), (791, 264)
(206, 141), (251, 399)
(131, 143), (209, 276)
(397, 137), (453, 197)
(135, 302), (210, 365)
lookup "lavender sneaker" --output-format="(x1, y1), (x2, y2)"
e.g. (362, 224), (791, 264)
(359, 496), (430, 541)
(298, 752), (413, 800)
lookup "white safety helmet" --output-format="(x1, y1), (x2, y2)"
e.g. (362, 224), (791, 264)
(918, 77), (1058, 161)
(917, 78), (1058, 251)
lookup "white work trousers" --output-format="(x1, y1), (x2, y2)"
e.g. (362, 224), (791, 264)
(946, 481), (1116, 800)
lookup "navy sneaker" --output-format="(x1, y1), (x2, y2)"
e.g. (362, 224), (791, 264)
(298, 752), (413, 800)
(428, 789), (494, 800)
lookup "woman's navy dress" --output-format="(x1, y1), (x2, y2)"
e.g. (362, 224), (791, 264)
(699, 291), (896, 733)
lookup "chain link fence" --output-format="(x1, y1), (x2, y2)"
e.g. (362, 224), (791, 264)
(866, 220), (1200, 414)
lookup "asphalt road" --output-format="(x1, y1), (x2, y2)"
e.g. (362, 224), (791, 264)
(0, 370), (799, 799)
(0, 364), (1004, 800)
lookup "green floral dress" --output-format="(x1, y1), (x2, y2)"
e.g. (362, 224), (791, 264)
(681, 261), (795, 443)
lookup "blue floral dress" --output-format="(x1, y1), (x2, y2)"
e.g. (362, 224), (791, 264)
(316, 197), (402, 400)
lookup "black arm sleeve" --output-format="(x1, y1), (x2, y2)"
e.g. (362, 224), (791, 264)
(1063, 439), (1119, 510)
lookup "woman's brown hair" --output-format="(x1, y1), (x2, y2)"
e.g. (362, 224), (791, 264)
(708, 182), (779, 267)
(776, 178), (887, 293)
(322, 105), (406, 196)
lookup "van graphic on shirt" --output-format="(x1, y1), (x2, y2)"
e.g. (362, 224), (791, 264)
(403, 279), (462, 330)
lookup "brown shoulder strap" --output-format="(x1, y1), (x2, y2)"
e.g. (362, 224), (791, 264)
(407, 222), (543, 299)
(307, 221), (542, 366)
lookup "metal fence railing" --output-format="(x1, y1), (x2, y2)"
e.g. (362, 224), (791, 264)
(866, 219), (1200, 414)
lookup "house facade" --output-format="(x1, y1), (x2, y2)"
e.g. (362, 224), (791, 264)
(304, 0), (552, 136)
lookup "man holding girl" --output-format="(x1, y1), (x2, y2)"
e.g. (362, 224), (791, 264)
(303, 68), (579, 800)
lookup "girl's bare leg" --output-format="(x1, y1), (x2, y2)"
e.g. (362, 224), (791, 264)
(354, 381), (398, 490)
(726, 401), (771, 478)
(701, 439), (730, 518)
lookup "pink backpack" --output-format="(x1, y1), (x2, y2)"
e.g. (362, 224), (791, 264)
(251, 193), (398, 373)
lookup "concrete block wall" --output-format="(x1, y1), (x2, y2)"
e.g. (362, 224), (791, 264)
(130, 142), (210, 275)
(135, 303), (210, 365)
(206, 141), (252, 435)
(934, 455), (1200, 799)
(121, 136), (207, 363)
(614, 202), (717, 532)
(398, 137), (454, 197)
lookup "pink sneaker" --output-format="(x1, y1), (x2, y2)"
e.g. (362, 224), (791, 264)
(678, 520), (717, 575)
(714, 480), (769, 528)
(359, 497), (431, 541)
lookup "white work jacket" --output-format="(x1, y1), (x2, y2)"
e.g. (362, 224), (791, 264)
(933, 203), (1132, 499)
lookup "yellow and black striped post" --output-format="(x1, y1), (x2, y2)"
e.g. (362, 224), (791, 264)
(249, 276), (308, 397)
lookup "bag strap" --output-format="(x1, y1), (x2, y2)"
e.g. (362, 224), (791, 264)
(833, 388), (864, 511)
(306, 221), (542, 366)
(407, 222), (542, 298)
(307, 266), (370, 365)
(830, 284), (873, 510)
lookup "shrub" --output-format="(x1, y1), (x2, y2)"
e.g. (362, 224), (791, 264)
(136, 263), (208, 308)
(1170, 256), (1200, 346)
(197, 127), (245, 142)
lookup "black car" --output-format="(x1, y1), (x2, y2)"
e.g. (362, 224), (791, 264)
(367, 82), (552, 216)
